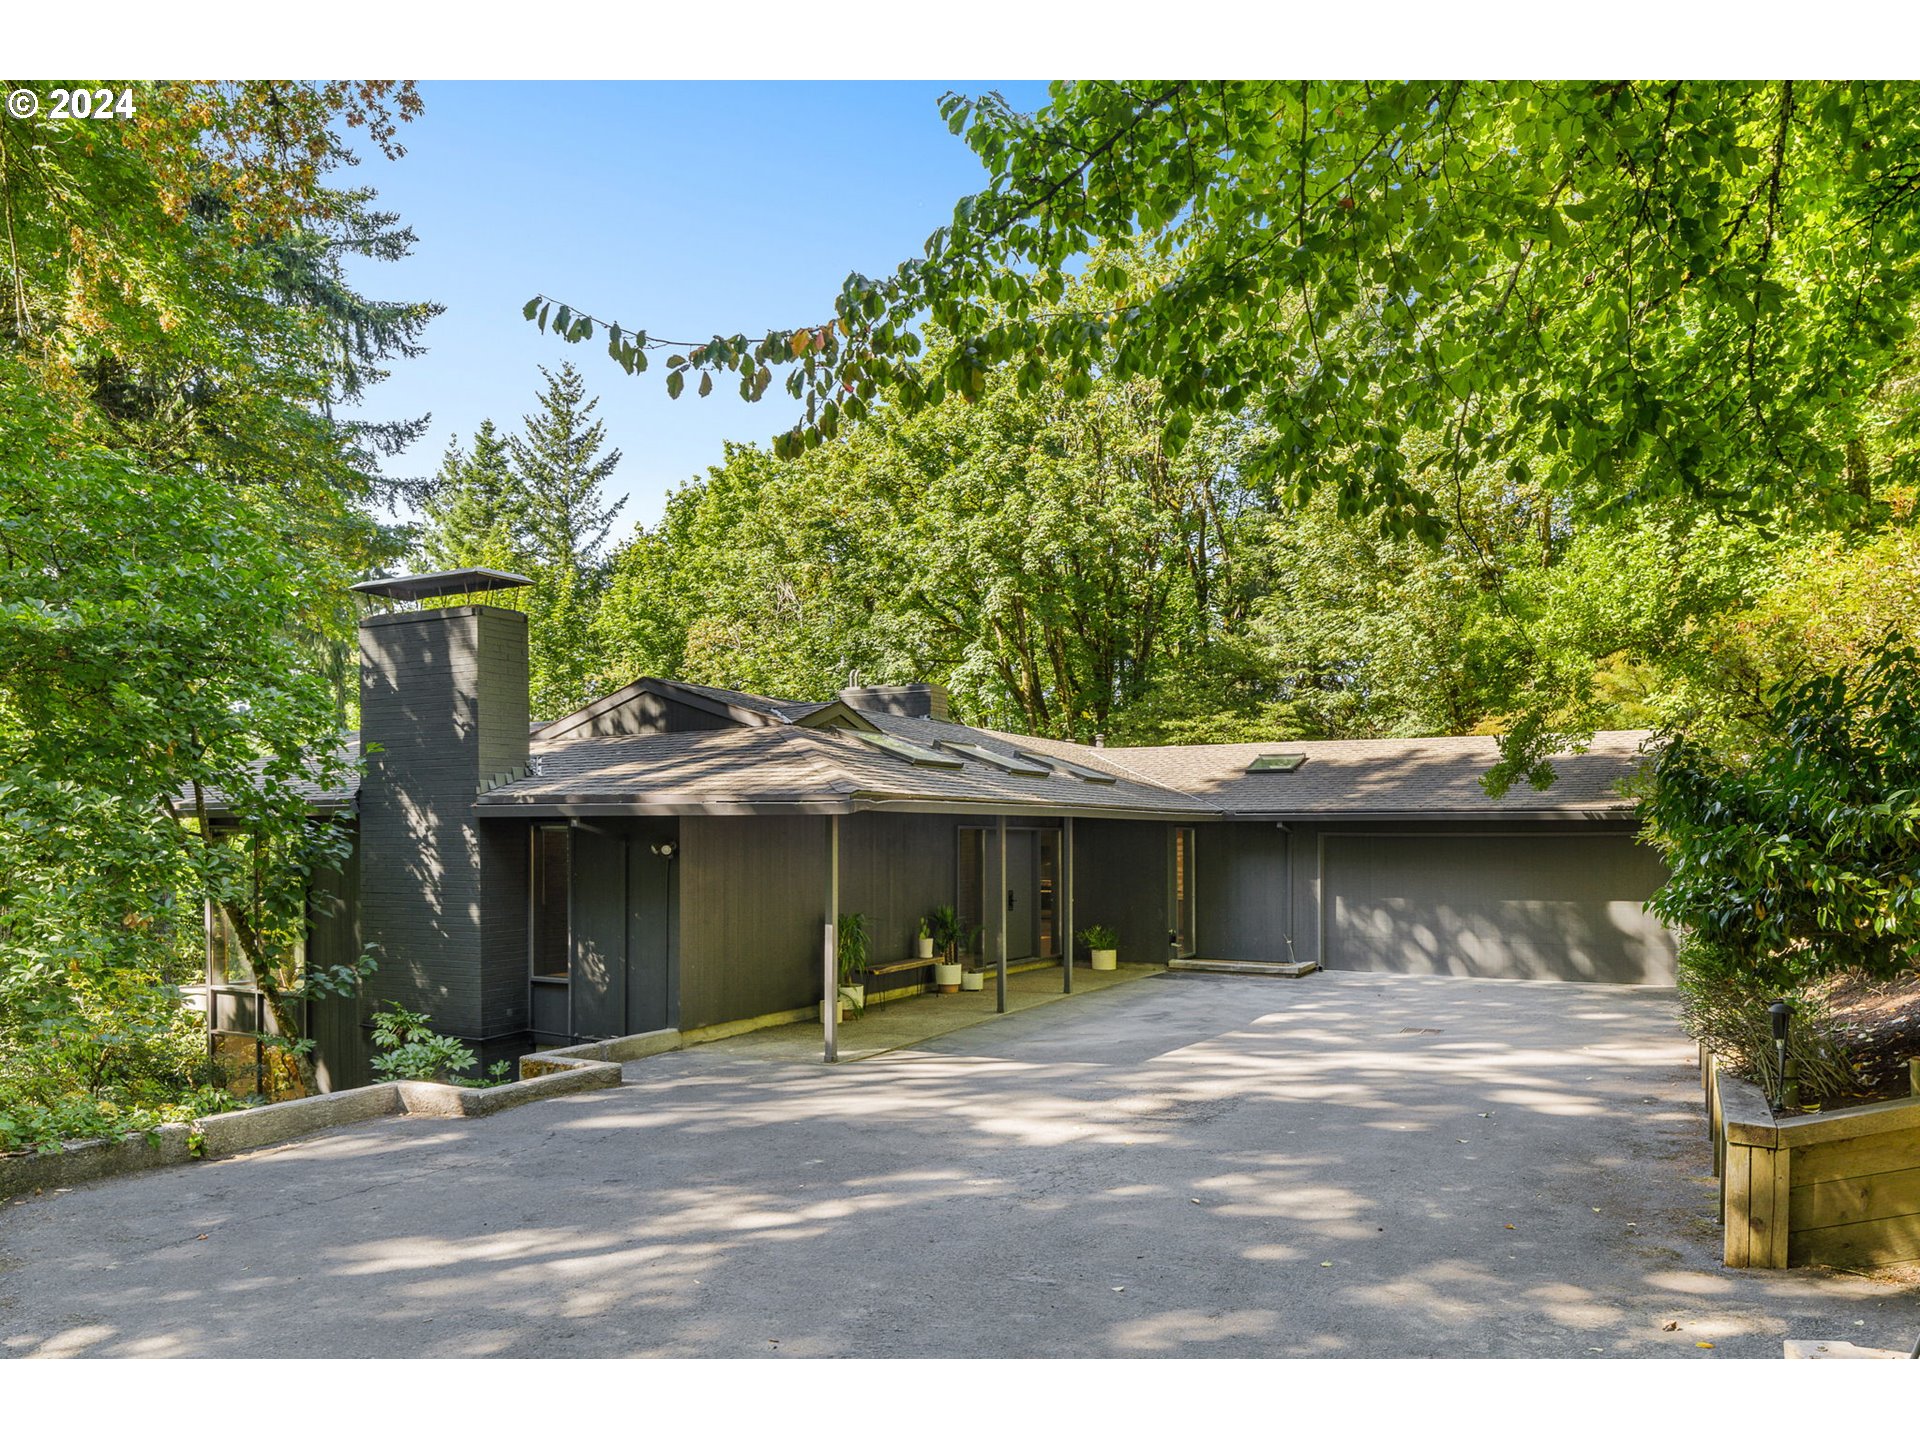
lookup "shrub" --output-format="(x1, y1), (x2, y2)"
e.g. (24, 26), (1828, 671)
(1672, 937), (1855, 1106)
(1644, 639), (1920, 992)
(368, 1003), (480, 1084)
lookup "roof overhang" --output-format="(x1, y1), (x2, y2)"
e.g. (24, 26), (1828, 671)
(351, 568), (534, 602)
(476, 792), (1217, 821)
(1223, 807), (1638, 823)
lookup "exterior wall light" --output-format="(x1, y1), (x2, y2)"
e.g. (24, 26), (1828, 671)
(651, 841), (678, 859)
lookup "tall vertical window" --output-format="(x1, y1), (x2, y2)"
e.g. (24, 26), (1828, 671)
(1038, 831), (1059, 957)
(957, 827), (985, 963)
(531, 825), (571, 980)
(1172, 827), (1196, 958)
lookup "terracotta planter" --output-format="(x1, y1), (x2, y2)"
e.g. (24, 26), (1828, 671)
(1090, 948), (1118, 971)
(932, 961), (963, 993)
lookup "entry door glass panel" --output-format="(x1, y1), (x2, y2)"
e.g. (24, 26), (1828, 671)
(957, 827), (986, 964)
(1038, 831), (1058, 957)
(1172, 827), (1196, 957)
(531, 826), (571, 979)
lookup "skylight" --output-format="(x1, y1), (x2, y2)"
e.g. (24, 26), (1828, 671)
(1246, 753), (1307, 774)
(846, 731), (965, 769)
(939, 741), (1051, 777)
(1018, 751), (1118, 784)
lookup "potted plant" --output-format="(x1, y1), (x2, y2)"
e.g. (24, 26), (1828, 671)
(915, 917), (936, 960)
(823, 911), (868, 1022)
(1080, 924), (1119, 971)
(926, 905), (964, 993)
(960, 925), (986, 990)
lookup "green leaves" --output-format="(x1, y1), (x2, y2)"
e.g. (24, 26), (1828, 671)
(1644, 640), (1920, 988)
(532, 81), (1920, 534)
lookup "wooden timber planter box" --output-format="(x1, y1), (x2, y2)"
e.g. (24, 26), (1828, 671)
(1702, 1045), (1920, 1271)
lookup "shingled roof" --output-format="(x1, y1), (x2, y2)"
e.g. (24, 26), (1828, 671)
(1036, 730), (1653, 818)
(474, 720), (1215, 818)
(234, 672), (1652, 822)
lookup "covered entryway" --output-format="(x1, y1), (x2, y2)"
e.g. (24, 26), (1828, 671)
(958, 824), (1060, 963)
(1320, 830), (1676, 983)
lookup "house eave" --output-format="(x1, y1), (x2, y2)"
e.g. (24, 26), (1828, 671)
(1221, 806), (1638, 824)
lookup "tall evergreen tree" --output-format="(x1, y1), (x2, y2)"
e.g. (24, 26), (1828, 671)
(509, 362), (625, 571)
(419, 365), (630, 718)
(418, 420), (524, 573)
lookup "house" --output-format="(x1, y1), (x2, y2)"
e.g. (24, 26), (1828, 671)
(221, 570), (1676, 1091)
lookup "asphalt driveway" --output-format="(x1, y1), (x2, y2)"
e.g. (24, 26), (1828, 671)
(3, 971), (1915, 1357)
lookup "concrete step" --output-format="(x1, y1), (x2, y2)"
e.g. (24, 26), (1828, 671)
(1167, 958), (1319, 978)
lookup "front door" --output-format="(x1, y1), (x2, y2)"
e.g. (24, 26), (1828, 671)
(1006, 829), (1039, 960)
(564, 826), (675, 1043)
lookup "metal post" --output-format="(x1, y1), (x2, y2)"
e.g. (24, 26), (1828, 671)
(824, 814), (840, 1063)
(1061, 816), (1074, 994)
(996, 813), (1008, 1013)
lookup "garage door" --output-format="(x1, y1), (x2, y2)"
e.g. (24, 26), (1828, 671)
(1322, 833), (1675, 983)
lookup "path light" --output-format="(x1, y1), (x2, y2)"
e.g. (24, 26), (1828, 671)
(1769, 1000), (1792, 1110)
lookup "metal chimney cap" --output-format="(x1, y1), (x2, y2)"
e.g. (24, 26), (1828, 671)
(350, 568), (535, 602)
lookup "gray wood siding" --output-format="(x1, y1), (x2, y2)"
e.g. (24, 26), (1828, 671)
(570, 825), (628, 1040)
(838, 812), (1003, 981)
(1070, 819), (1171, 963)
(478, 820), (529, 1046)
(305, 835), (368, 1091)
(558, 691), (737, 737)
(1193, 822), (1300, 963)
(678, 815), (831, 1030)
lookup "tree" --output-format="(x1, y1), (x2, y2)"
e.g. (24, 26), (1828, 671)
(418, 420), (526, 573)
(510, 363), (626, 572)
(1, 82), (427, 1131)
(532, 81), (1920, 780)
(595, 318), (1262, 738)
(539, 83), (1920, 518)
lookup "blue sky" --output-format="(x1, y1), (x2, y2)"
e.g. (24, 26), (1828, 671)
(343, 80), (1056, 532)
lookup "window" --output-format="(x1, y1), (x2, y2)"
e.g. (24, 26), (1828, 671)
(939, 741), (1051, 776)
(531, 825), (570, 980)
(1246, 753), (1307, 773)
(844, 730), (965, 768)
(207, 901), (253, 986)
(1018, 752), (1118, 784)
(1171, 827), (1196, 958)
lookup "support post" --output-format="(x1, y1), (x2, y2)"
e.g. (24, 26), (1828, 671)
(1061, 817), (1074, 994)
(996, 813), (1008, 1013)
(823, 814), (839, 1063)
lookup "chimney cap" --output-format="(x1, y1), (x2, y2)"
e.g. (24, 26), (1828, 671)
(351, 568), (534, 603)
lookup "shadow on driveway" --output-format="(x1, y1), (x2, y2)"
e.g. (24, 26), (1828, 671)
(3, 972), (1915, 1357)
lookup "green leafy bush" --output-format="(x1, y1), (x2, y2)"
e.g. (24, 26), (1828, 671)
(1078, 924), (1118, 951)
(1644, 640), (1920, 992)
(1645, 640), (1920, 1100)
(368, 1003), (480, 1085)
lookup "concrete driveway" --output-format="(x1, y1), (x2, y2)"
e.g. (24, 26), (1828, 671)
(3, 971), (1915, 1357)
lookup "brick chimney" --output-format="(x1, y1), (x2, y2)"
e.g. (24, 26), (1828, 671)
(352, 570), (533, 1054)
(836, 682), (951, 721)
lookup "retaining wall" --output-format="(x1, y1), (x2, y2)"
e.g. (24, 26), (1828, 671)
(1704, 1047), (1920, 1270)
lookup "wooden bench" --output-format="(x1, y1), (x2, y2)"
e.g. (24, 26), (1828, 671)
(859, 957), (938, 1006)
